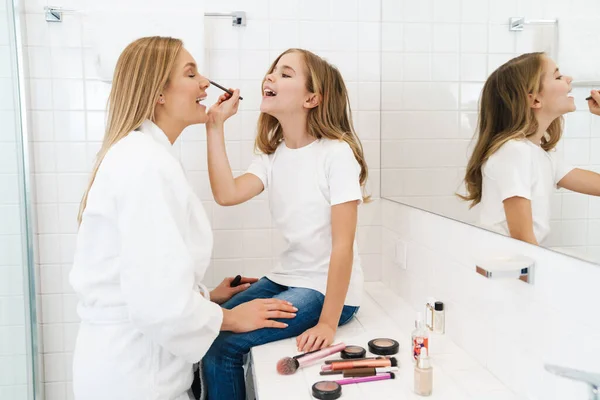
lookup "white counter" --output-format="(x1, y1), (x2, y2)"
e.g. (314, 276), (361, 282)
(249, 283), (519, 400)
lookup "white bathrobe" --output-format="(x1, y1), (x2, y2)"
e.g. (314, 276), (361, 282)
(70, 120), (222, 400)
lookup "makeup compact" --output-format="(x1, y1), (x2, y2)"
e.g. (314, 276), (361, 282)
(368, 338), (399, 356)
(341, 345), (366, 359)
(311, 381), (342, 400)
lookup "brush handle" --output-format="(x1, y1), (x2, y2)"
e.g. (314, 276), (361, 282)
(230, 275), (242, 287)
(327, 358), (394, 371)
(293, 347), (327, 360)
(296, 342), (346, 367)
(325, 356), (386, 365)
(335, 373), (393, 385)
(208, 80), (244, 100)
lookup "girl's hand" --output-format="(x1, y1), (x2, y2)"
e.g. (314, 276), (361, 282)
(588, 90), (600, 116)
(207, 89), (241, 127)
(296, 322), (336, 353)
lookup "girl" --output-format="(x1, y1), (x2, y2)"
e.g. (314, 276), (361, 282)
(461, 52), (600, 245)
(69, 37), (296, 400)
(202, 48), (369, 400)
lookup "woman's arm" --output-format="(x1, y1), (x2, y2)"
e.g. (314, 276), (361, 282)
(206, 90), (264, 206)
(296, 200), (358, 353)
(558, 169), (600, 196)
(503, 196), (538, 245)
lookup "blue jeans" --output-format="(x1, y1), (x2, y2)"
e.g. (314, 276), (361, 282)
(202, 277), (359, 400)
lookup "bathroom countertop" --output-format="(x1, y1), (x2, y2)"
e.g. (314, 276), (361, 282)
(250, 282), (519, 400)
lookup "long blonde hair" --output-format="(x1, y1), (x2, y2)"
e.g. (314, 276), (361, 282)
(460, 52), (563, 207)
(77, 36), (183, 224)
(255, 49), (370, 202)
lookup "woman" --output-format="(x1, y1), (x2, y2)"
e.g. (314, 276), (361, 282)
(69, 36), (297, 400)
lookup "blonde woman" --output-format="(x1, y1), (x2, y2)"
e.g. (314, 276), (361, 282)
(203, 49), (368, 400)
(69, 37), (297, 400)
(461, 52), (600, 245)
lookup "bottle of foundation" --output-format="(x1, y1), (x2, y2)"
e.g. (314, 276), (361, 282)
(414, 347), (432, 396)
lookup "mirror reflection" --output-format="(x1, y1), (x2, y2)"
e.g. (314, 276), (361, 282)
(380, 12), (600, 264)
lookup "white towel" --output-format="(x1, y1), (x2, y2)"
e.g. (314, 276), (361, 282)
(558, 18), (600, 85)
(84, 0), (205, 83)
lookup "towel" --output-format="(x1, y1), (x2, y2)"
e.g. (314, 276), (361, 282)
(83, 0), (205, 83)
(558, 18), (600, 85)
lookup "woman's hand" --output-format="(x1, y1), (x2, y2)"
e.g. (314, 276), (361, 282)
(296, 322), (336, 353)
(221, 299), (298, 333)
(588, 90), (600, 116)
(209, 276), (258, 305)
(207, 89), (240, 127)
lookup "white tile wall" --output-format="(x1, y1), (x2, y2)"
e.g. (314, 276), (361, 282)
(0, 6), (29, 399)
(382, 200), (600, 400)
(380, 0), (600, 261)
(21, 0), (382, 394)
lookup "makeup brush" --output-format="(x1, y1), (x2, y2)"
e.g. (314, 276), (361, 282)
(276, 343), (346, 375)
(334, 372), (396, 386)
(322, 357), (398, 371)
(209, 80), (243, 100)
(324, 356), (387, 365)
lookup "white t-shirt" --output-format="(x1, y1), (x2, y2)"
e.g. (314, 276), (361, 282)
(247, 138), (364, 306)
(477, 139), (574, 244)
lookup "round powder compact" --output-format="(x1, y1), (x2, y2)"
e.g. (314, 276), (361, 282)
(368, 338), (399, 356)
(341, 345), (366, 359)
(311, 381), (342, 400)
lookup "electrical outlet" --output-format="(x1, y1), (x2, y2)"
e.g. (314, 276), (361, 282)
(394, 240), (407, 270)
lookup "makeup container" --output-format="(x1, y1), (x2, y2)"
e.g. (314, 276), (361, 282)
(368, 338), (399, 356)
(311, 381), (342, 400)
(426, 301), (445, 334)
(341, 345), (366, 359)
(433, 302), (445, 334)
(412, 312), (429, 362)
(414, 347), (433, 396)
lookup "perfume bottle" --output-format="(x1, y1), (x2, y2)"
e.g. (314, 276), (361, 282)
(411, 312), (429, 362)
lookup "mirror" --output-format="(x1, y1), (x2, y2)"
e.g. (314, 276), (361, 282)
(380, 5), (600, 265)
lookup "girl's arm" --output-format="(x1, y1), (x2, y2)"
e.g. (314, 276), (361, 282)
(206, 90), (264, 206)
(555, 89), (600, 196)
(296, 200), (358, 353)
(557, 169), (600, 196)
(503, 196), (539, 245)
